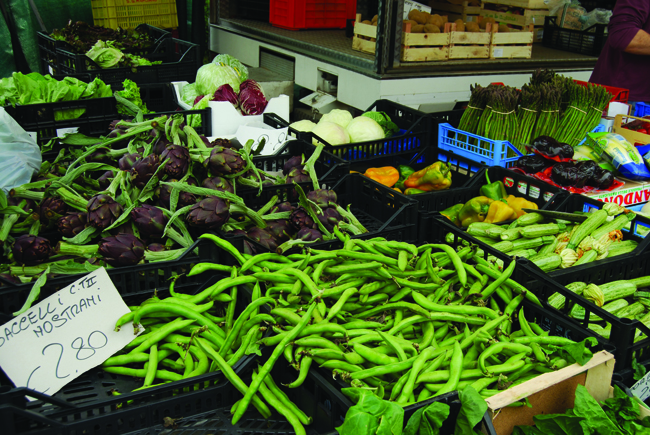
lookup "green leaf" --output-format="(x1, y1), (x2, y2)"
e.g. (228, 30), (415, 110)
(512, 426), (544, 435)
(534, 412), (585, 434)
(13, 266), (50, 316)
(550, 337), (597, 366)
(337, 388), (404, 435)
(572, 384), (624, 435)
(62, 227), (98, 245)
(404, 402), (450, 435)
(633, 357), (647, 381)
(0, 190), (8, 209)
(454, 386), (488, 435)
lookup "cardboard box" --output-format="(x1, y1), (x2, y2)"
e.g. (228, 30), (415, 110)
(582, 179), (650, 207)
(485, 351), (615, 435)
(172, 81), (290, 137)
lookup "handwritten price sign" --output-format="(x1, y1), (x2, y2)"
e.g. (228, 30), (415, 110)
(0, 267), (141, 398)
(632, 371), (650, 401)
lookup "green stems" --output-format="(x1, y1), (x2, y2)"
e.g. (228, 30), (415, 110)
(56, 241), (99, 257)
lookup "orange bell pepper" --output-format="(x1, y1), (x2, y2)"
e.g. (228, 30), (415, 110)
(364, 167), (400, 187)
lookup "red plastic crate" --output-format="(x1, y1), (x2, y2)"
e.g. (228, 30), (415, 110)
(574, 79), (629, 109)
(269, 0), (356, 30)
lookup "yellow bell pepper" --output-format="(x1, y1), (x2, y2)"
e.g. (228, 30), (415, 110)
(484, 200), (517, 224)
(364, 167), (400, 187)
(505, 195), (538, 218)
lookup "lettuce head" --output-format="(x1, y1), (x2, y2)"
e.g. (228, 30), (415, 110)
(195, 63), (242, 96)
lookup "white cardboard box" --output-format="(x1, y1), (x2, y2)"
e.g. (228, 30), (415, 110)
(171, 81), (291, 137)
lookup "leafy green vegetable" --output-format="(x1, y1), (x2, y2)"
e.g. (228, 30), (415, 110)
(362, 111), (400, 138)
(404, 401), (450, 435)
(189, 96), (210, 128)
(633, 357), (647, 381)
(2, 72), (112, 120)
(212, 53), (249, 82)
(336, 388), (404, 435)
(86, 40), (162, 69)
(115, 79), (150, 116)
(548, 337), (597, 366)
(181, 83), (200, 106)
(454, 386), (488, 435)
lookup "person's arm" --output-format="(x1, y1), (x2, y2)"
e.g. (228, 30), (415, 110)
(624, 29), (650, 55)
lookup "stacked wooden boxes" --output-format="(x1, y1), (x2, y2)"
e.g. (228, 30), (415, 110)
(429, 0), (483, 23)
(352, 14), (377, 55)
(480, 0), (548, 42)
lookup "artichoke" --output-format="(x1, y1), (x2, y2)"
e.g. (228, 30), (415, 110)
(105, 128), (129, 149)
(317, 207), (342, 232)
(98, 234), (146, 267)
(205, 146), (245, 176)
(56, 212), (88, 238)
(87, 147), (112, 164)
(9, 197), (36, 213)
(160, 145), (190, 178)
(209, 138), (234, 149)
(307, 189), (338, 209)
(202, 176), (234, 193)
(0, 273), (21, 286)
(157, 177), (198, 209)
(153, 137), (172, 155)
(130, 154), (161, 188)
(118, 153), (142, 171)
(227, 229), (257, 255)
(290, 207), (315, 231)
(285, 167), (311, 184)
(283, 155), (304, 175)
(98, 170), (114, 190)
(265, 219), (294, 243)
(147, 243), (166, 252)
(247, 227), (278, 252)
(186, 196), (231, 230)
(13, 235), (53, 265)
(87, 194), (123, 230)
(40, 197), (69, 224)
(276, 227), (323, 254)
(270, 201), (294, 214)
(131, 204), (168, 239)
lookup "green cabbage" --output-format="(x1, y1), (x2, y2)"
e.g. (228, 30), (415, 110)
(212, 54), (248, 82)
(181, 83), (200, 106)
(195, 63), (242, 96)
(362, 111), (400, 137)
(346, 116), (385, 143)
(312, 121), (350, 146)
(321, 109), (353, 129)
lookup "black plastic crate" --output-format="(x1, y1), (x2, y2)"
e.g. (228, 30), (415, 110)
(220, 173), (419, 254)
(0, 236), (252, 325)
(57, 38), (200, 86)
(542, 16), (608, 57)
(263, 99), (431, 162)
(37, 24), (171, 76)
(249, 139), (350, 191)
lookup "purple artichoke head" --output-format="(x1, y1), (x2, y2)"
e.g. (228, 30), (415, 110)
(157, 177), (198, 209)
(98, 171), (114, 190)
(270, 201), (294, 214)
(213, 84), (239, 107)
(160, 145), (190, 178)
(209, 138), (235, 149)
(119, 153), (142, 171)
(286, 167), (311, 184)
(247, 227), (278, 252)
(13, 235), (53, 265)
(239, 79), (268, 116)
(202, 176), (234, 193)
(186, 196), (230, 230)
(205, 146), (246, 176)
(283, 155), (304, 175)
(131, 204), (168, 239)
(147, 243), (166, 252)
(290, 207), (315, 231)
(56, 212), (88, 238)
(109, 119), (132, 131)
(106, 128), (129, 148)
(87, 194), (124, 230)
(130, 154), (161, 189)
(0, 273), (21, 286)
(265, 219), (295, 243)
(153, 137), (172, 155)
(9, 197), (37, 213)
(87, 147), (112, 164)
(317, 207), (341, 232)
(307, 189), (338, 209)
(40, 197), (69, 224)
(98, 234), (146, 267)
(295, 227), (323, 243)
(227, 229), (256, 255)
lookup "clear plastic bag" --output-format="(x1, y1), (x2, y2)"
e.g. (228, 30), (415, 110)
(582, 8), (613, 30)
(0, 108), (41, 192)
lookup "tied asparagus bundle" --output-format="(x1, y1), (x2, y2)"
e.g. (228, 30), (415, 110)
(512, 84), (542, 153)
(475, 85), (519, 157)
(457, 84), (490, 135)
(531, 83), (562, 139)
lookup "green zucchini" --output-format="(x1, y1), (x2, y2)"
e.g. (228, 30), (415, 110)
(515, 212), (544, 226)
(615, 301), (645, 319)
(538, 236), (559, 256)
(607, 240), (638, 257)
(591, 212), (636, 240)
(566, 209), (608, 250)
(588, 324), (611, 340)
(511, 237), (545, 251)
(529, 253), (561, 272)
(485, 226), (506, 240)
(500, 228), (522, 241)
(519, 223), (567, 239)
(491, 240), (514, 253)
(630, 276), (650, 289)
(600, 280), (637, 303)
(547, 282), (587, 310)
(573, 249), (598, 266)
(509, 248), (537, 259)
(570, 298), (628, 322)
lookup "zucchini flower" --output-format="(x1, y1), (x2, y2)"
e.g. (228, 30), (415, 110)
(554, 241), (568, 255)
(556, 231), (570, 243)
(559, 248), (578, 268)
(568, 224), (581, 240)
(603, 202), (626, 216)
(596, 250), (609, 261)
(609, 229), (624, 242)
(582, 283), (605, 307)
(593, 232), (614, 255)
(577, 236), (596, 252)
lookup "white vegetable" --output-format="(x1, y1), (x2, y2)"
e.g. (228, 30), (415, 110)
(289, 120), (316, 132)
(346, 116), (385, 143)
(312, 121), (350, 146)
(320, 109), (353, 129)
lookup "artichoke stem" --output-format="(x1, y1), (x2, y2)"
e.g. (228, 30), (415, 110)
(28, 220), (41, 237)
(0, 214), (20, 242)
(56, 241), (99, 257)
(166, 227), (192, 248)
(230, 204), (266, 229)
(144, 248), (186, 262)
(10, 265), (48, 277)
(57, 188), (89, 211)
(10, 188), (45, 201)
(276, 238), (318, 254)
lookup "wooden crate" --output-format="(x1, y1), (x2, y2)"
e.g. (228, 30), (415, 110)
(429, 0), (483, 22)
(480, 6), (549, 27)
(401, 21), (450, 62)
(351, 14), (377, 55)
(489, 23), (534, 58)
(484, 350), (616, 435)
(481, 0), (546, 7)
(448, 22), (491, 59)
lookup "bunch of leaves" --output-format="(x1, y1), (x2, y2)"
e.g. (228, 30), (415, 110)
(51, 20), (156, 53)
(115, 79), (150, 116)
(86, 40), (162, 70)
(512, 384), (650, 435)
(336, 388), (404, 435)
(361, 111), (400, 137)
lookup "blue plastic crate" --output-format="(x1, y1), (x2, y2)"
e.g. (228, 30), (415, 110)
(635, 102), (650, 118)
(438, 123), (523, 168)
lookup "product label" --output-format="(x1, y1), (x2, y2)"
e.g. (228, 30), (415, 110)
(503, 176), (514, 188)
(56, 127), (78, 137)
(492, 48), (504, 58)
(632, 371), (650, 401)
(529, 185), (541, 199)
(517, 181), (528, 195)
(543, 191), (554, 202)
(587, 185), (650, 206)
(0, 268), (141, 399)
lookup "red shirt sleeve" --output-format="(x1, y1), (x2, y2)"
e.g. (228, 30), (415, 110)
(608, 0), (650, 50)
